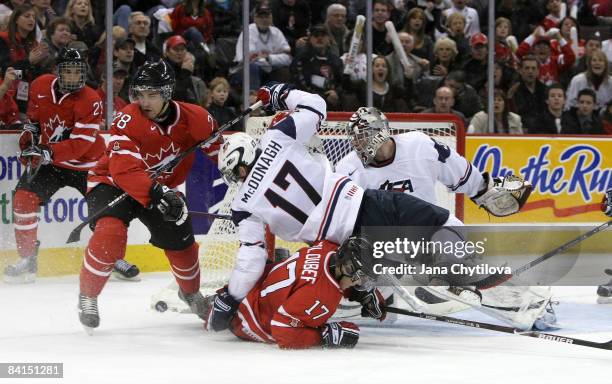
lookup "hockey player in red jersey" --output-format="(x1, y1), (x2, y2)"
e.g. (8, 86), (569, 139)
(78, 60), (220, 332)
(4, 48), (139, 284)
(224, 237), (386, 349)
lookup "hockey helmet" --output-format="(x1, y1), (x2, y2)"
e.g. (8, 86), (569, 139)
(347, 107), (391, 166)
(129, 60), (175, 103)
(218, 132), (259, 184)
(335, 236), (376, 288)
(56, 48), (87, 94)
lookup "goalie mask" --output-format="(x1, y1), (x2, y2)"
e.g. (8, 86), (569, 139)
(335, 236), (376, 289)
(348, 107), (391, 166)
(56, 48), (87, 94)
(218, 132), (259, 184)
(129, 60), (175, 103)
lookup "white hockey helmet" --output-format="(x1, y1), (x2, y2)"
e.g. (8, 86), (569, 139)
(218, 132), (259, 184)
(348, 107), (391, 166)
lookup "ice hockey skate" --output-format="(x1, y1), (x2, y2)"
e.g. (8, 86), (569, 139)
(3, 255), (38, 284)
(178, 290), (212, 320)
(3, 240), (40, 284)
(597, 280), (612, 304)
(78, 294), (100, 335)
(111, 259), (141, 282)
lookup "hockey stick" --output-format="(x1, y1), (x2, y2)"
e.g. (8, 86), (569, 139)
(66, 101), (263, 243)
(188, 211), (232, 220)
(476, 220), (612, 288)
(386, 306), (612, 351)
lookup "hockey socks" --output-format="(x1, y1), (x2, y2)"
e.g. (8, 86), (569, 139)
(13, 190), (40, 258)
(80, 217), (128, 297)
(165, 242), (200, 294)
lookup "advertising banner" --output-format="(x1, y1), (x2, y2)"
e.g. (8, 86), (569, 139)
(465, 136), (612, 223)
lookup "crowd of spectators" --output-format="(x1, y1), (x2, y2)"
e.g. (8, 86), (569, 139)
(0, 0), (611, 135)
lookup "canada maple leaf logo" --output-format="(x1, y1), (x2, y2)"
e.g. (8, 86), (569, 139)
(46, 115), (68, 143)
(143, 142), (182, 177)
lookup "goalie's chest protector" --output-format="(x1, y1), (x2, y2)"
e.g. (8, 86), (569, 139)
(338, 132), (443, 206)
(232, 130), (363, 244)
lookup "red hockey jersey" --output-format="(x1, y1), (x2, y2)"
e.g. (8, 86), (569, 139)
(27, 74), (105, 171)
(230, 240), (346, 349)
(516, 37), (575, 85)
(87, 101), (218, 207)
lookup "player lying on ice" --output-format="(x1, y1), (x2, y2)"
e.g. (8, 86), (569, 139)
(4, 48), (140, 284)
(207, 83), (545, 333)
(213, 237), (385, 349)
(77, 61), (221, 332)
(333, 106), (558, 330)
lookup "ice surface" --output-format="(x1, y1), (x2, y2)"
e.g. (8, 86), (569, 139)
(1, 273), (611, 384)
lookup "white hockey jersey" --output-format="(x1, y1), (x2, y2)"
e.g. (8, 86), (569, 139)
(335, 131), (485, 206)
(228, 90), (364, 299)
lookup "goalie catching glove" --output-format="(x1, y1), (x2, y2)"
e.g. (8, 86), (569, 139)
(471, 173), (532, 217)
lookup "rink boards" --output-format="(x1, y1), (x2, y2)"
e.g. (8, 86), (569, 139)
(1, 131), (611, 277)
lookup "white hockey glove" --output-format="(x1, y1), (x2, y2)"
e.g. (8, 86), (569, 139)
(256, 82), (294, 112)
(471, 173), (532, 217)
(602, 189), (612, 217)
(320, 321), (360, 349)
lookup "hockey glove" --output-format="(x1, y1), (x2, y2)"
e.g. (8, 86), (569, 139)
(256, 82), (293, 112)
(205, 287), (240, 332)
(18, 123), (40, 151)
(320, 321), (360, 349)
(149, 183), (188, 225)
(349, 287), (387, 321)
(602, 189), (612, 217)
(471, 172), (532, 217)
(19, 144), (52, 168)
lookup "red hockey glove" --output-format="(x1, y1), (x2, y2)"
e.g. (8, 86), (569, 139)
(19, 144), (52, 167)
(256, 82), (293, 112)
(321, 321), (360, 349)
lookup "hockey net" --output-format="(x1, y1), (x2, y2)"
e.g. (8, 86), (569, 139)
(151, 112), (465, 312)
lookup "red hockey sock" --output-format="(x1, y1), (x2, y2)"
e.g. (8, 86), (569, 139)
(80, 217), (127, 297)
(13, 190), (40, 258)
(165, 242), (200, 294)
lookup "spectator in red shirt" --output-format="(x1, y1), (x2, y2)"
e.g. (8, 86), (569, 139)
(170, 0), (213, 47)
(0, 66), (20, 129)
(517, 26), (575, 85)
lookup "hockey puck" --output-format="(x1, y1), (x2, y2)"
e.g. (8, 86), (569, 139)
(155, 301), (168, 312)
(605, 269), (612, 276)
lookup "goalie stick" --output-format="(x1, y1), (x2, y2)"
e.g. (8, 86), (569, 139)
(66, 100), (263, 243)
(386, 306), (612, 351)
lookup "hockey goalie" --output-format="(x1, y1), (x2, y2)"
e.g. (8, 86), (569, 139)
(334, 106), (555, 331)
